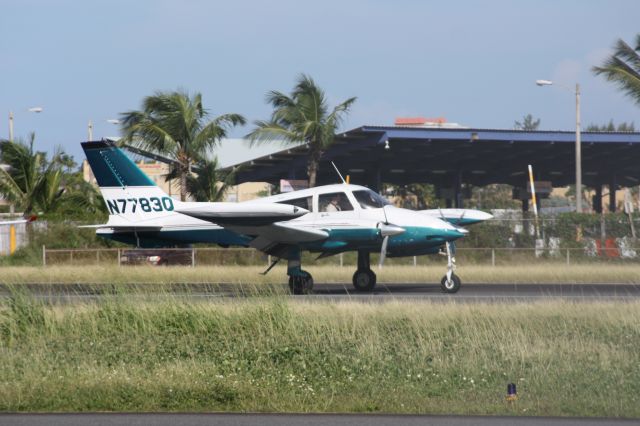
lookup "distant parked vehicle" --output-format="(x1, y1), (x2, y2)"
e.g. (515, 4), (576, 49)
(120, 249), (192, 266)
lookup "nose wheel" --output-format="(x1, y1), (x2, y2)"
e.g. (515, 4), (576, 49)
(441, 241), (461, 293)
(440, 273), (461, 293)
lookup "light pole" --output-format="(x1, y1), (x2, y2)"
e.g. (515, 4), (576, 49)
(8, 112), (14, 142)
(8, 107), (43, 142)
(88, 120), (93, 141)
(536, 80), (582, 213)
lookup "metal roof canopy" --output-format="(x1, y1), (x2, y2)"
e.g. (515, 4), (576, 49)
(227, 126), (640, 191)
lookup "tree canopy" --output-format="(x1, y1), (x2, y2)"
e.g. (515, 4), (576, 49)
(247, 74), (356, 187)
(120, 90), (245, 201)
(593, 34), (640, 106)
(0, 134), (104, 218)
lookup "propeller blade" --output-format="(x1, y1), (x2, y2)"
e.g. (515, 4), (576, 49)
(379, 235), (389, 268)
(458, 210), (466, 225)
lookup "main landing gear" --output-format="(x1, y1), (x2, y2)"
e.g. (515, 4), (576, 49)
(282, 245), (461, 295)
(352, 250), (377, 292)
(440, 241), (461, 294)
(286, 249), (313, 295)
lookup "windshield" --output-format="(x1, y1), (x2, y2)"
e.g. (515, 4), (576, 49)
(353, 189), (391, 209)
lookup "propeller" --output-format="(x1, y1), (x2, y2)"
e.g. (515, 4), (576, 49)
(378, 206), (405, 268)
(437, 208), (470, 256)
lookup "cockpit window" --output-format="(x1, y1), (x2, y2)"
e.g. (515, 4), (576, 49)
(319, 192), (354, 212)
(353, 189), (391, 209)
(277, 196), (312, 212)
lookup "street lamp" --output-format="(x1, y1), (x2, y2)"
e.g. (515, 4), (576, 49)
(8, 107), (44, 142)
(536, 79), (582, 213)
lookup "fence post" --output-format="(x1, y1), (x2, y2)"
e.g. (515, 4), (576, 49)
(117, 248), (121, 267)
(42, 245), (46, 267)
(70, 250), (73, 264)
(413, 256), (417, 267)
(566, 249), (570, 265)
(191, 248), (195, 267)
(491, 249), (495, 267)
(340, 253), (344, 267)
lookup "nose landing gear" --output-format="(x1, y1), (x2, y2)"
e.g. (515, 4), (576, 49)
(440, 241), (461, 293)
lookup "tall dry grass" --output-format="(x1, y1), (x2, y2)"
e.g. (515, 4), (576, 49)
(1, 264), (640, 286)
(0, 293), (639, 415)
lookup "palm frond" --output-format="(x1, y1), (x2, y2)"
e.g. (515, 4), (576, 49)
(592, 35), (640, 106)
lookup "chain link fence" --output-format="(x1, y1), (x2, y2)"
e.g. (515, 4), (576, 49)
(41, 244), (640, 267)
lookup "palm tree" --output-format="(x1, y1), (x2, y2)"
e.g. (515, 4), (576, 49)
(592, 34), (640, 106)
(120, 90), (246, 201)
(166, 155), (233, 202)
(0, 133), (63, 216)
(247, 74), (356, 187)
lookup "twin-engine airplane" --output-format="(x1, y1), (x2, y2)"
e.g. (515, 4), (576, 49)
(82, 141), (492, 294)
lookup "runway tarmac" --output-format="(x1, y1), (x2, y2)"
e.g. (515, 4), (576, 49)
(2, 282), (639, 303)
(0, 413), (637, 426)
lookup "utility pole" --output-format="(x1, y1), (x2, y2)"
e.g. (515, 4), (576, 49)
(8, 111), (14, 141)
(575, 83), (582, 213)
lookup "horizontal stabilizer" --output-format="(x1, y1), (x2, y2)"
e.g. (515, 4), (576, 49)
(176, 202), (308, 226)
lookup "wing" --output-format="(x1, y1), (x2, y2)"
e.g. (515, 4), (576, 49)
(419, 208), (493, 226)
(177, 202), (327, 258)
(176, 202), (308, 226)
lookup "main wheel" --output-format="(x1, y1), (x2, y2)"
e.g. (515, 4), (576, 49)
(440, 273), (461, 294)
(288, 273), (313, 295)
(352, 269), (377, 292)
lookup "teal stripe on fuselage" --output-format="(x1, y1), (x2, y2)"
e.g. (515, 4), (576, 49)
(99, 225), (463, 256)
(100, 228), (251, 248)
(301, 226), (463, 255)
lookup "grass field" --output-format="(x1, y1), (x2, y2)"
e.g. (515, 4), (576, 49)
(1, 264), (640, 286)
(0, 294), (639, 416)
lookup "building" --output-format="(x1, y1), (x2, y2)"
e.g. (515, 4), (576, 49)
(226, 122), (640, 213)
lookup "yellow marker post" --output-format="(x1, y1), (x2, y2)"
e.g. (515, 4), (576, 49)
(346, 175), (350, 184)
(9, 225), (16, 255)
(528, 165), (540, 239)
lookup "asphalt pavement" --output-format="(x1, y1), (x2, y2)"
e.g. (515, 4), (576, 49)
(0, 413), (637, 426)
(1, 282), (639, 303)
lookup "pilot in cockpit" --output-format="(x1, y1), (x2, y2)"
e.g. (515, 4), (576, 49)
(324, 195), (342, 212)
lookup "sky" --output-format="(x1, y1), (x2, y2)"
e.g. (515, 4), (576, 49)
(2, 0), (639, 161)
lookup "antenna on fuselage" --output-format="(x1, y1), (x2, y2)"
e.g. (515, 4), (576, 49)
(331, 161), (346, 184)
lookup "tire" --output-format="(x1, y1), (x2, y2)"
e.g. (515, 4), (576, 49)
(440, 273), (461, 294)
(352, 269), (377, 292)
(288, 273), (313, 295)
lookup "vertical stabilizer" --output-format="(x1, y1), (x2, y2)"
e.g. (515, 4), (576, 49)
(81, 141), (177, 224)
